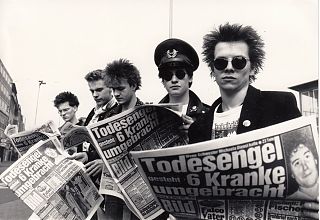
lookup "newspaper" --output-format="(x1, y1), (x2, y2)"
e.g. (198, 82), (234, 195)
(5, 120), (61, 156)
(131, 116), (319, 219)
(0, 137), (103, 220)
(84, 104), (188, 220)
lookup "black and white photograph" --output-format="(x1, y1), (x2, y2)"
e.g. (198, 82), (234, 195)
(0, 0), (318, 219)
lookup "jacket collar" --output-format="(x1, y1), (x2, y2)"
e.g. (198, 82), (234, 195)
(159, 90), (205, 115)
(237, 85), (262, 134)
(209, 85), (262, 134)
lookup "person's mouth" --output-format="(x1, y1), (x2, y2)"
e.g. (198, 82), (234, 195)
(170, 86), (180, 89)
(303, 170), (312, 177)
(222, 76), (236, 80)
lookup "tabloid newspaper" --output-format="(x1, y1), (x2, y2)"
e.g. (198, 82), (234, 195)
(0, 137), (103, 220)
(83, 104), (188, 220)
(5, 120), (61, 156)
(131, 116), (319, 219)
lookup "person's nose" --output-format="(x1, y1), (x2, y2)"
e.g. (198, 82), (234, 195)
(302, 160), (309, 171)
(171, 74), (179, 82)
(225, 60), (234, 73)
(92, 91), (99, 98)
(113, 89), (120, 97)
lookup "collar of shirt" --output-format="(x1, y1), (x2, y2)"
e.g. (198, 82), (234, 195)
(90, 97), (118, 124)
(94, 96), (117, 113)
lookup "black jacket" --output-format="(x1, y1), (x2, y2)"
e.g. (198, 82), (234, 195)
(84, 103), (122, 161)
(159, 90), (210, 121)
(189, 85), (302, 144)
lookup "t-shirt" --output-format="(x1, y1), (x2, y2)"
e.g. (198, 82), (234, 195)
(211, 104), (242, 139)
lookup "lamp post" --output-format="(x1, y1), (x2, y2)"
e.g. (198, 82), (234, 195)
(34, 80), (46, 126)
(169, 0), (173, 38)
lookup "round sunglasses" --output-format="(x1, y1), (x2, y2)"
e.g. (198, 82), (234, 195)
(160, 69), (187, 81)
(213, 56), (249, 71)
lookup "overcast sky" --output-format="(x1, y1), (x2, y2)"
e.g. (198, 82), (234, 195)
(0, 0), (318, 130)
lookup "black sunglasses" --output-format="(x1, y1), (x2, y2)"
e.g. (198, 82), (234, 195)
(213, 56), (249, 71)
(160, 69), (187, 81)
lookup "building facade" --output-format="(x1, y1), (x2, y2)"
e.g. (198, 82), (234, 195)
(289, 80), (319, 127)
(0, 59), (25, 162)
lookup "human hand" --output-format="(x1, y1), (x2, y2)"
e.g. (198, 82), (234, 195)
(65, 147), (77, 156)
(303, 197), (319, 219)
(179, 114), (194, 134)
(85, 159), (104, 177)
(69, 152), (88, 163)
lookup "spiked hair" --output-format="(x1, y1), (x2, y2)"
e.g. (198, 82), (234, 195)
(104, 58), (142, 90)
(203, 23), (265, 82)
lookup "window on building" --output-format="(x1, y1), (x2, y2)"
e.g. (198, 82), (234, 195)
(300, 88), (319, 129)
(301, 89), (318, 115)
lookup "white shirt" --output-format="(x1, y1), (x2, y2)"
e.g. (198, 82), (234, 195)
(89, 97), (117, 124)
(211, 104), (242, 139)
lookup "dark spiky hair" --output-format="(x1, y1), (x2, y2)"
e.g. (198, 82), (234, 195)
(54, 91), (79, 108)
(203, 23), (265, 82)
(104, 58), (142, 90)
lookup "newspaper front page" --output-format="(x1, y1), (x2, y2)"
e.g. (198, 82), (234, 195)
(85, 105), (188, 220)
(5, 120), (61, 156)
(131, 116), (319, 219)
(0, 137), (103, 220)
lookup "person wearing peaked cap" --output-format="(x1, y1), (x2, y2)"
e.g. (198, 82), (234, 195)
(154, 38), (199, 71)
(154, 38), (210, 134)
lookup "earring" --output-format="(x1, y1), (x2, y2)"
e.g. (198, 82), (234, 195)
(211, 72), (216, 82)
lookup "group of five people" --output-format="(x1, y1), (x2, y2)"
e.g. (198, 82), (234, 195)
(53, 23), (318, 219)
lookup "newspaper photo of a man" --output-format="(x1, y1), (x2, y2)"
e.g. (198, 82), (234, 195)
(58, 182), (92, 220)
(281, 125), (319, 201)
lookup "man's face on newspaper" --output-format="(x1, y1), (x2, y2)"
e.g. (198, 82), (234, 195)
(290, 144), (318, 188)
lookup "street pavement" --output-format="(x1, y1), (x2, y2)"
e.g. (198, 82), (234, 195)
(0, 161), (33, 220)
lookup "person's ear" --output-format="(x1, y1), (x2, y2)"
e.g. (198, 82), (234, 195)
(130, 84), (137, 91)
(249, 69), (255, 77)
(189, 75), (193, 85)
(74, 106), (78, 112)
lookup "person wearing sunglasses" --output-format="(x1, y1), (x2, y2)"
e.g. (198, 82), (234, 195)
(188, 23), (318, 219)
(154, 38), (210, 131)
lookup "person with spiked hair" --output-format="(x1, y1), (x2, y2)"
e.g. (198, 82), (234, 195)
(189, 23), (301, 141)
(102, 59), (144, 220)
(189, 23), (318, 218)
(104, 58), (144, 112)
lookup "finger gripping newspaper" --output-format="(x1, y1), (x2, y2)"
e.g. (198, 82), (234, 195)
(131, 116), (319, 219)
(0, 137), (103, 220)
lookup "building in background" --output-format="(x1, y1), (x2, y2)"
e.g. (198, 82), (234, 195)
(0, 59), (25, 162)
(289, 79), (319, 128)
